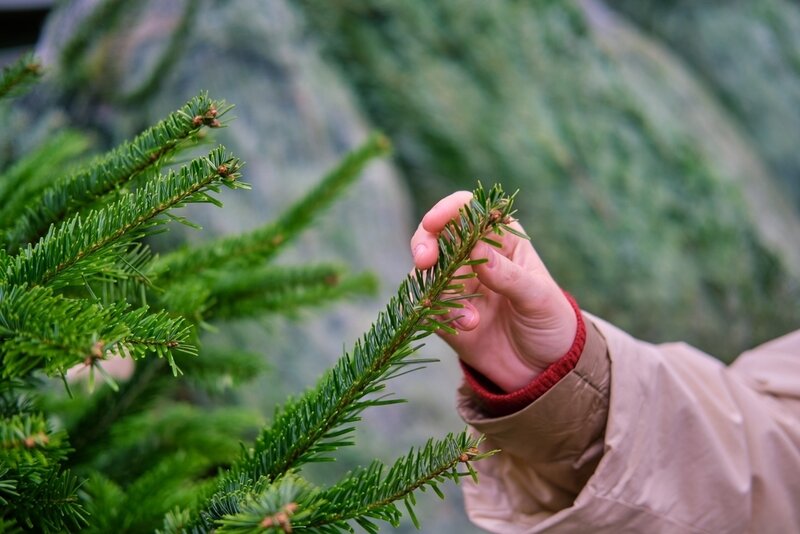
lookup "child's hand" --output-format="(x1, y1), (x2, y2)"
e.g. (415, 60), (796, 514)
(411, 191), (578, 391)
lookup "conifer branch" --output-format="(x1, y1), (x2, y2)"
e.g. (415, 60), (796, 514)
(65, 358), (170, 468)
(2, 146), (244, 290)
(216, 432), (488, 533)
(200, 265), (378, 321)
(0, 131), (90, 226)
(58, 0), (134, 89)
(0, 381), (34, 419)
(0, 53), (42, 101)
(92, 243), (156, 306)
(0, 413), (71, 472)
(0, 467), (18, 506)
(2, 93), (229, 249)
(0, 286), (192, 380)
(194, 183), (517, 529)
(205, 475), (315, 534)
(154, 133), (391, 281)
(4, 468), (87, 533)
(0, 286), (127, 379)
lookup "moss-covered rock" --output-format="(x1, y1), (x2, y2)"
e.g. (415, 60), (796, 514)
(295, 0), (800, 358)
(614, 0), (800, 210)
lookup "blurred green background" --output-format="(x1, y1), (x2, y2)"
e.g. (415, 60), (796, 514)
(2, 0), (799, 532)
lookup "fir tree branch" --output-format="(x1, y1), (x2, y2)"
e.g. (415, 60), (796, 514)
(121, 308), (197, 363)
(65, 358), (170, 469)
(0, 285), (193, 380)
(0, 286), (128, 379)
(0, 380), (35, 419)
(215, 432), (488, 533)
(200, 264), (378, 321)
(193, 183), (517, 529)
(0, 53), (42, 101)
(91, 243), (156, 307)
(2, 146), (244, 290)
(58, 0), (136, 90)
(154, 133), (391, 282)
(0, 467), (19, 506)
(0, 130), (90, 228)
(2, 93), (229, 249)
(7, 468), (88, 533)
(189, 475), (315, 534)
(0, 413), (71, 478)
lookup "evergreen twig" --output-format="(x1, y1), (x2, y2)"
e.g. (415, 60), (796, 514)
(0, 412), (71, 476)
(216, 432), (491, 533)
(0, 53), (42, 101)
(0, 285), (193, 380)
(6, 468), (88, 532)
(193, 183), (517, 530)
(164, 264), (379, 321)
(2, 146), (245, 289)
(154, 133), (391, 281)
(2, 93), (230, 249)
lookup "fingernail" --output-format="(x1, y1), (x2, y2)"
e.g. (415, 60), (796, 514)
(454, 307), (474, 330)
(413, 243), (427, 260)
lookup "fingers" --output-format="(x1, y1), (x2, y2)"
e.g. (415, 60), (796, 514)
(434, 300), (481, 357)
(470, 241), (550, 315)
(410, 221), (439, 269)
(411, 191), (473, 269)
(449, 300), (480, 331)
(411, 262), (481, 335)
(421, 191), (474, 233)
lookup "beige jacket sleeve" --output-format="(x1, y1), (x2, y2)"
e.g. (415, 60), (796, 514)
(458, 313), (800, 533)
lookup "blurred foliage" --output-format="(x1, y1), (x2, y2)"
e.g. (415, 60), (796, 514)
(615, 0), (800, 209)
(295, 0), (800, 358)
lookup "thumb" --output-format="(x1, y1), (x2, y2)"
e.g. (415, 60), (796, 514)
(471, 242), (551, 315)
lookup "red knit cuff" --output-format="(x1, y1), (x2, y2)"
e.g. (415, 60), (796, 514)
(461, 291), (586, 417)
